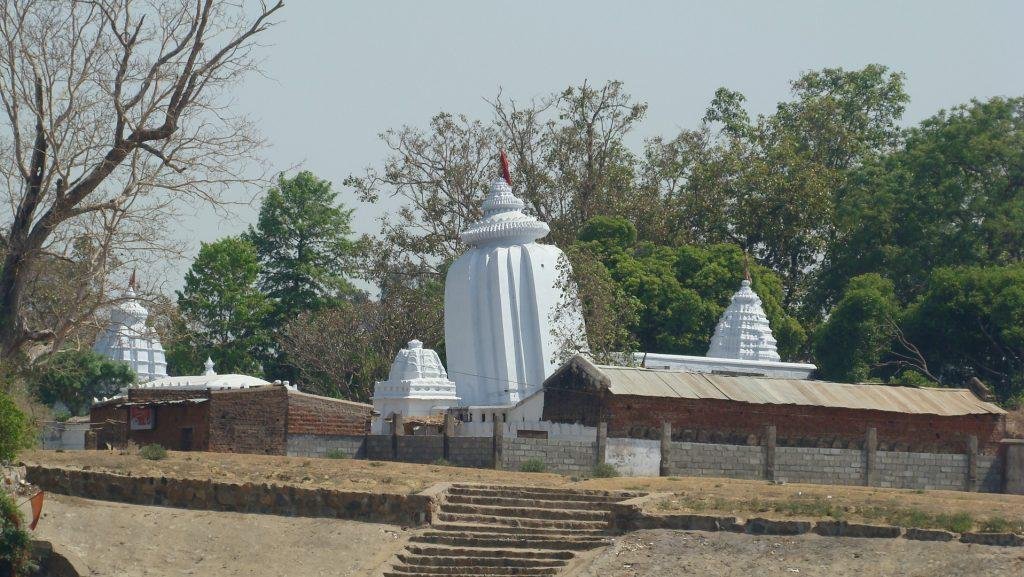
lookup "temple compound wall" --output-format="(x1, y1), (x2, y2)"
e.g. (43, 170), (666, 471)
(89, 385), (371, 455)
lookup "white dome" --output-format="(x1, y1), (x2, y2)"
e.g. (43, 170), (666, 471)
(460, 178), (550, 246)
(707, 280), (781, 362)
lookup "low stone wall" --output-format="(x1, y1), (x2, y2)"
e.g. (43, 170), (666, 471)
(286, 434), (365, 458)
(665, 441), (764, 480)
(397, 435), (444, 464)
(775, 446), (865, 486)
(501, 437), (596, 475)
(448, 436), (493, 468)
(365, 435), (392, 460)
(875, 451), (967, 491)
(26, 465), (432, 526)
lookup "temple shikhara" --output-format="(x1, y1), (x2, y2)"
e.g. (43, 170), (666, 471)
(93, 275), (168, 382)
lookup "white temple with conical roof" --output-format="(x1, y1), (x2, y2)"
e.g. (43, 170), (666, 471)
(444, 167), (586, 408)
(371, 340), (459, 433)
(93, 279), (167, 382)
(707, 279), (781, 362)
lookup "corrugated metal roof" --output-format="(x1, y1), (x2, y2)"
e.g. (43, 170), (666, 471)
(594, 364), (1004, 416)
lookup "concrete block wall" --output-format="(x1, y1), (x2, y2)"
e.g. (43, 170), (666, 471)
(365, 435), (392, 460)
(396, 435), (444, 464)
(502, 437), (597, 475)
(448, 436), (493, 468)
(775, 446), (865, 485)
(875, 451), (967, 490)
(978, 455), (1003, 493)
(665, 441), (764, 480)
(286, 434), (365, 458)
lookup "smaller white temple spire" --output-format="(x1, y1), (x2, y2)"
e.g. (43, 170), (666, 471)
(707, 279), (781, 362)
(204, 356), (216, 376)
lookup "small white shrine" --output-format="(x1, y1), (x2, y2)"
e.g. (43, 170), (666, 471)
(371, 340), (459, 434)
(444, 156), (586, 408)
(93, 276), (167, 382)
(637, 278), (816, 379)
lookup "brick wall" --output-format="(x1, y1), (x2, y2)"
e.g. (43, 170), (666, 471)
(665, 441), (764, 480)
(89, 402), (125, 448)
(286, 434), (366, 458)
(501, 437), (597, 475)
(286, 391), (371, 436)
(208, 386), (288, 455)
(544, 389), (1005, 454)
(127, 401), (210, 450)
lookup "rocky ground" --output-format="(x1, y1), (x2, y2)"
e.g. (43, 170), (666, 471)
(32, 494), (408, 576)
(574, 529), (1024, 577)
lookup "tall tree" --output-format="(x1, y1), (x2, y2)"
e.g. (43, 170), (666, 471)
(168, 237), (270, 376)
(813, 274), (900, 383)
(0, 0), (283, 359)
(811, 96), (1024, 313)
(248, 171), (362, 319)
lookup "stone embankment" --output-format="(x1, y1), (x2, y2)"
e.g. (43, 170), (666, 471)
(385, 484), (639, 577)
(25, 465), (431, 526)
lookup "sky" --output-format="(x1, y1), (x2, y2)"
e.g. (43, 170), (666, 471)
(164, 0), (1024, 291)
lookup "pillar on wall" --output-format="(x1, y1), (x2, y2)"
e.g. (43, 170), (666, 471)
(659, 422), (672, 477)
(865, 427), (878, 486)
(966, 435), (978, 492)
(442, 413), (454, 461)
(596, 422), (607, 466)
(1002, 439), (1024, 495)
(492, 417), (503, 470)
(764, 425), (777, 482)
(391, 413), (403, 460)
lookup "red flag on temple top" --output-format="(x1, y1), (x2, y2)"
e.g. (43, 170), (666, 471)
(128, 268), (137, 290)
(499, 150), (513, 187)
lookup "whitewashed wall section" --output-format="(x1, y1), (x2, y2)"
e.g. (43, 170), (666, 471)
(606, 437), (661, 477)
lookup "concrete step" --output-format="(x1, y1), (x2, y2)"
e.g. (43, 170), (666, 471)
(429, 522), (610, 537)
(435, 511), (610, 531)
(404, 546), (575, 560)
(449, 485), (637, 503)
(412, 532), (610, 551)
(439, 503), (611, 522)
(445, 494), (617, 511)
(397, 553), (569, 568)
(386, 565), (561, 576)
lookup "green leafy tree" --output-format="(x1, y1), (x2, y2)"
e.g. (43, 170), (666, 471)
(573, 217), (805, 360)
(168, 237), (271, 376)
(812, 97), (1024, 312)
(29, 349), (135, 414)
(813, 274), (900, 382)
(0, 392), (34, 461)
(900, 265), (1024, 403)
(642, 65), (908, 305)
(248, 171), (362, 318)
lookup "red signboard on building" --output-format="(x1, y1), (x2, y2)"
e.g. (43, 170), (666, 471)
(129, 406), (154, 430)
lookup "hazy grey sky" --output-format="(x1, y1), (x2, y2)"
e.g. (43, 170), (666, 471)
(166, 0), (1024, 291)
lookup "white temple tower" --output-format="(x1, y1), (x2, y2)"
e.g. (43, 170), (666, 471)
(371, 340), (459, 433)
(93, 277), (168, 382)
(445, 165), (585, 407)
(706, 279), (781, 362)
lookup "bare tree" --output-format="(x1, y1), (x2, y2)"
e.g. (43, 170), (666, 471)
(0, 0), (284, 359)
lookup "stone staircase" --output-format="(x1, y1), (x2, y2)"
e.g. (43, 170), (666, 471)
(384, 484), (638, 577)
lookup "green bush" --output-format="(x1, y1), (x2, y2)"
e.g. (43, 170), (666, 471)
(0, 393), (35, 462)
(0, 491), (33, 576)
(139, 444), (168, 461)
(519, 458), (547, 473)
(432, 458), (451, 466)
(54, 410), (72, 423)
(325, 449), (349, 459)
(592, 463), (620, 478)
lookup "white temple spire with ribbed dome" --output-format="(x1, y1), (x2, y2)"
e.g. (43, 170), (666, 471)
(93, 275), (168, 382)
(707, 279), (781, 362)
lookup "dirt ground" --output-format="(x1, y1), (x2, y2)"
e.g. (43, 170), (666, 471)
(574, 529), (1024, 577)
(22, 450), (1024, 531)
(31, 494), (407, 577)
